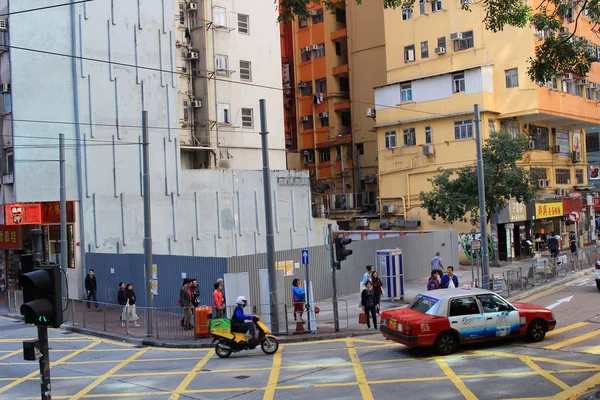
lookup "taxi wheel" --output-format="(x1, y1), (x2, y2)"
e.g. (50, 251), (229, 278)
(435, 331), (458, 355)
(596, 281), (600, 291)
(526, 320), (546, 342)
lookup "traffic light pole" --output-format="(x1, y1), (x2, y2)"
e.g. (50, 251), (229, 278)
(37, 326), (51, 400)
(59, 134), (68, 303)
(142, 111), (154, 337)
(328, 224), (339, 332)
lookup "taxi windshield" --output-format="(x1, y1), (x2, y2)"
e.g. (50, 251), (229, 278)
(409, 295), (440, 315)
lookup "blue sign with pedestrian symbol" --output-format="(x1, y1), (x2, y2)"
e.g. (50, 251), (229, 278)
(302, 249), (309, 265)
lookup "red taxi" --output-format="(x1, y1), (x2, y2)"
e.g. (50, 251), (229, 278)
(380, 286), (556, 355)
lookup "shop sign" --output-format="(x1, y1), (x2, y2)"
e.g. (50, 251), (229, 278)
(508, 200), (527, 222)
(563, 197), (583, 215)
(506, 223), (515, 229)
(4, 203), (42, 225)
(535, 202), (563, 219)
(0, 225), (21, 249)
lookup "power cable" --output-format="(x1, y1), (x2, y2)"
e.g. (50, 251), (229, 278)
(0, 0), (94, 17)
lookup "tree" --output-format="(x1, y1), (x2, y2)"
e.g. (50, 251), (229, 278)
(278, 0), (597, 84)
(418, 131), (536, 225)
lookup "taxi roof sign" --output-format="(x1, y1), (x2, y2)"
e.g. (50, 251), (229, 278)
(462, 284), (471, 290)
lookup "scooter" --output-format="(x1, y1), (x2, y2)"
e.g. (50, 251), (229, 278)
(209, 315), (279, 358)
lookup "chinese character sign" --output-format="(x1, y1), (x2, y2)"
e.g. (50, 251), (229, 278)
(4, 203), (42, 225)
(0, 225), (20, 249)
(508, 200), (527, 222)
(535, 202), (563, 219)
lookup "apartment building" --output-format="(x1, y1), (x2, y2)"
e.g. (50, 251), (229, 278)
(374, 1), (600, 258)
(285, 1), (386, 229)
(177, 0), (286, 170)
(280, 10), (298, 152)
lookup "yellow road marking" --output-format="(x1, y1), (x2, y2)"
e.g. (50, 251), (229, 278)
(545, 329), (600, 350)
(263, 345), (283, 400)
(519, 357), (570, 390)
(170, 350), (213, 400)
(519, 285), (566, 303)
(351, 338), (389, 345)
(548, 322), (589, 337)
(283, 338), (347, 346)
(0, 338), (92, 342)
(436, 359), (478, 400)
(346, 339), (374, 400)
(0, 349), (21, 361)
(476, 350), (600, 369)
(0, 340), (101, 394)
(552, 371), (600, 400)
(69, 348), (149, 400)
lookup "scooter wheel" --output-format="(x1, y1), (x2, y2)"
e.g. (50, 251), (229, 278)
(261, 337), (279, 355)
(215, 341), (232, 358)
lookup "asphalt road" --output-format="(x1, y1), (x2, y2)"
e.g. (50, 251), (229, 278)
(1, 274), (600, 400)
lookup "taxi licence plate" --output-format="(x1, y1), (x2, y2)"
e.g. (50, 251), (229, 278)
(389, 320), (397, 330)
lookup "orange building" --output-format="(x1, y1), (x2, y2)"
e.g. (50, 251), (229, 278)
(284, 1), (386, 229)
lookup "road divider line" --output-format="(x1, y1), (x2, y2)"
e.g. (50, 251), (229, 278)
(477, 350), (600, 369)
(0, 349), (22, 361)
(263, 345), (283, 400)
(545, 329), (600, 350)
(519, 286), (566, 303)
(346, 339), (375, 400)
(70, 347), (149, 400)
(170, 350), (213, 400)
(435, 359), (478, 400)
(519, 357), (570, 390)
(547, 322), (589, 337)
(551, 371), (600, 400)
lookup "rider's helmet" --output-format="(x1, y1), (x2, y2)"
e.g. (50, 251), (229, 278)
(236, 296), (248, 306)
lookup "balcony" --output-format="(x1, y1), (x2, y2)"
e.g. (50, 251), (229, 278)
(535, 86), (600, 129)
(332, 64), (349, 76)
(330, 28), (347, 41)
(333, 100), (351, 111)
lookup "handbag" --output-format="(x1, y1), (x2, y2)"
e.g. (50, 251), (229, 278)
(359, 313), (367, 324)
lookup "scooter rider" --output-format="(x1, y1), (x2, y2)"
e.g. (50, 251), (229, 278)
(231, 296), (257, 340)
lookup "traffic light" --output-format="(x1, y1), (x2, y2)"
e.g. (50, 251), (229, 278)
(334, 237), (353, 263)
(20, 264), (63, 328)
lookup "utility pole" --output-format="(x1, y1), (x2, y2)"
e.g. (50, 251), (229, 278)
(474, 104), (490, 290)
(59, 134), (67, 304)
(142, 111), (154, 336)
(259, 99), (279, 333)
(328, 224), (339, 332)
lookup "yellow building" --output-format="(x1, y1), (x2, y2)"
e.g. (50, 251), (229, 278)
(374, 1), (600, 258)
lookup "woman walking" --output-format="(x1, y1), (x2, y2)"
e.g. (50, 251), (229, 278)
(213, 280), (225, 318)
(427, 270), (441, 291)
(361, 281), (378, 330)
(371, 271), (383, 314)
(123, 283), (140, 327)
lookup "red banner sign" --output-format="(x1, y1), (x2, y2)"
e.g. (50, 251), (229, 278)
(563, 198), (583, 216)
(4, 203), (42, 225)
(595, 197), (600, 210)
(0, 225), (21, 249)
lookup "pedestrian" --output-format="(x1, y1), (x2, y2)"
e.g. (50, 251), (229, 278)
(547, 231), (559, 258)
(123, 283), (140, 327)
(371, 271), (384, 313)
(427, 270), (440, 291)
(213, 281), (225, 318)
(190, 279), (200, 307)
(361, 280), (378, 331)
(441, 266), (459, 289)
(179, 278), (193, 330)
(117, 282), (126, 326)
(361, 265), (373, 290)
(569, 231), (577, 254)
(292, 278), (306, 322)
(217, 278), (226, 317)
(431, 252), (444, 279)
(85, 269), (99, 311)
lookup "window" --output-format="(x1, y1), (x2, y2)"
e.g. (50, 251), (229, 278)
(453, 30), (474, 51)
(402, 6), (413, 20)
(587, 87), (595, 100)
(421, 41), (429, 59)
(215, 54), (229, 75)
(576, 169), (584, 184)
(178, 3), (186, 25)
(529, 125), (549, 150)
(425, 126), (432, 144)
(336, 146), (342, 160)
(189, 10), (200, 28)
(237, 14), (249, 34)
(335, 41), (342, 56)
(320, 116), (329, 127)
(217, 103), (230, 124)
(531, 168), (547, 180)
(314, 43), (325, 59)
(555, 129), (569, 154)
(596, 90), (600, 101)
(336, 8), (346, 23)
(419, 0), (426, 15)
(5, 149), (12, 174)
(360, 179), (366, 191)
(315, 78), (327, 93)
(437, 36), (446, 51)
(453, 72), (465, 93)
(299, 17), (308, 29)
(182, 100), (190, 121)
(403, 128), (416, 146)
(556, 168), (571, 184)
(356, 143), (364, 155)
(476, 294), (514, 313)
(409, 295), (440, 315)
(319, 149), (331, 163)
(303, 150), (314, 165)
(301, 117), (314, 130)
(241, 108), (253, 128)
(300, 47), (311, 62)
(454, 120), (473, 140)
(404, 45), (415, 62)
(213, 6), (227, 27)
(239, 60), (252, 80)
(401, 83), (412, 102)
(488, 119), (496, 133)
(191, 59), (201, 76)
(2, 93), (11, 114)
(431, 0), (443, 12)
(301, 81), (313, 96)
(586, 133), (600, 153)
(340, 77), (350, 92)
(449, 297), (481, 317)
(575, 83), (583, 97)
(500, 120), (520, 138)
(385, 131), (397, 148)
(505, 68), (519, 88)
(312, 9), (324, 24)
(341, 111), (351, 126)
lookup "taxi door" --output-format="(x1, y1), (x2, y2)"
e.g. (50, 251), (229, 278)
(447, 296), (485, 341)
(477, 293), (520, 338)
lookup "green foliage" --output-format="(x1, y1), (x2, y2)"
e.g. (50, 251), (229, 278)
(278, 0), (599, 83)
(418, 131), (537, 225)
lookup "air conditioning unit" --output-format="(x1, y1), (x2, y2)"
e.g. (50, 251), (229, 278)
(435, 47), (446, 55)
(383, 204), (395, 214)
(379, 219), (390, 230)
(572, 150), (582, 162)
(529, 140), (535, 150)
(423, 145), (434, 156)
(0, 20), (7, 30)
(318, 112), (328, 118)
(192, 100), (202, 108)
(0, 83), (9, 93)
(563, 73), (574, 80)
(187, 2), (198, 10)
(460, 0), (472, 4)
(558, 26), (570, 37)
(303, 46), (311, 52)
(312, 44), (320, 50)
(450, 32), (463, 41)
(538, 179), (546, 188)
(300, 116), (310, 122)
(582, 78), (590, 85)
(590, 83), (599, 89)
(366, 108), (376, 118)
(298, 81), (307, 88)
(556, 188), (563, 196)
(187, 51), (199, 60)
(545, 179), (551, 187)
(355, 218), (369, 228)
(365, 174), (376, 184)
(308, 10), (318, 16)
